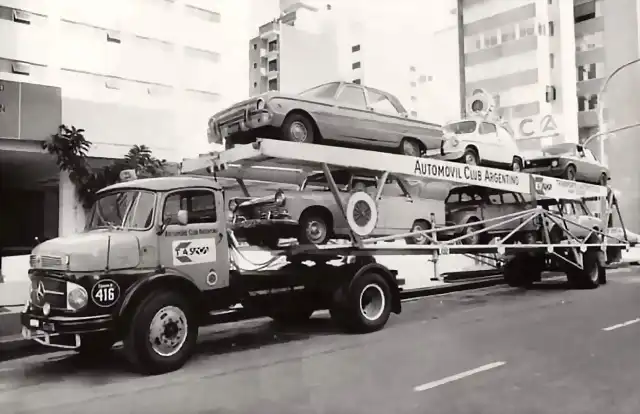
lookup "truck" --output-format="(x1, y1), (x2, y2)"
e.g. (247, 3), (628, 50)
(20, 139), (631, 375)
(21, 173), (404, 375)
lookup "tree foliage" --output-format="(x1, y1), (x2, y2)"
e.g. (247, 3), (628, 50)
(43, 125), (171, 208)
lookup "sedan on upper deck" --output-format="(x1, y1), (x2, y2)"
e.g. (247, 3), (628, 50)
(207, 81), (444, 157)
(522, 143), (609, 185)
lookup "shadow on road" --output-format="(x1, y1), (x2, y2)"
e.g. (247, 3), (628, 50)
(7, 316), (343, 383)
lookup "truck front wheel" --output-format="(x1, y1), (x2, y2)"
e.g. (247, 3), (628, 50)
(331, 271), (392, 333)
(123, 291), (198, 375)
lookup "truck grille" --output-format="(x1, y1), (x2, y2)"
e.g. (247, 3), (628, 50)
(30, 275), (67, 310)
(30, 254), (65, 270)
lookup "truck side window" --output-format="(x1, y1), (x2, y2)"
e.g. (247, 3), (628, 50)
(163, 190), (217, 224)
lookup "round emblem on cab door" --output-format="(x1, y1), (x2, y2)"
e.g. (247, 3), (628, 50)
(91, 279), (120, 308)
(346, 192), (378, 236)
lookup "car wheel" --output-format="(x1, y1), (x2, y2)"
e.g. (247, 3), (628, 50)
(406, 220), (431, 245)
(564, 165), (577, 181)
(399, 138), (422, 157)
(463, 148), (479, 166)
(461, 217), (482, 245)
(298, 211), (331, 245)
(512, 157), (523, 172)
(599, 173), (608, 186)
(282, 113), (315, 143)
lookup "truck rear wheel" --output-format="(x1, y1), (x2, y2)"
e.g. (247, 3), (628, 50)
(567, 249), (604, 289)
(123, 291), (198, 375)
(331, 271), (392, 333)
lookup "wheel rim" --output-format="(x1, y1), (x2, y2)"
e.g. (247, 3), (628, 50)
(412, 224), (427, 244)
(148, 306), (188, 357)
(289, 121), (308, 142)
(305, 219), (327, 244)
(359, 283), (385, 321)
(403, 141), (420, 156)
(567, 168), (576, 180)
(353, 200), (372, 227)
(465, 153), (477, 165)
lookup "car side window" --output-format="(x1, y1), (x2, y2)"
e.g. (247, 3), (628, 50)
(501, 193), (518, 204)
(582, 148), (597, 162)
(488, 192), (502, 204)
(479, 122), (497, 135)
(367, 89), (400, 115)
(163, 190), (217, 225)
(337, 85), (367, 108)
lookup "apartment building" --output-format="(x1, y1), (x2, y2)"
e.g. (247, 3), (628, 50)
(0, 0), (250, 256)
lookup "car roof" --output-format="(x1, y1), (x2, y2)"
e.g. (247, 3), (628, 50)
(98, 175), (221, 194)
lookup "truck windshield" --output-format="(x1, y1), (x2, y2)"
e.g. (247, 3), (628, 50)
(86, 190), (156, 230)
(444, 121), (477, 134)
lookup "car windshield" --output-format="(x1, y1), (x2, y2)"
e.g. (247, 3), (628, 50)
(298, 82), (340, 99)
(86, 190), (156, 230)
(542, 143), (577, 156)
(444, 121), (477, 134)
(301, 170), (351, 191)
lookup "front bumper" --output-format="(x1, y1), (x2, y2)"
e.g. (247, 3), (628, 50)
(209, 109), (275, 144)
(436, 149), (465, 161)
(522, 165), (564, 176)
(21, 309), (113, 350)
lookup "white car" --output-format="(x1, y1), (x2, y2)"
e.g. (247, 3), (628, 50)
(438, 118), (523, 172)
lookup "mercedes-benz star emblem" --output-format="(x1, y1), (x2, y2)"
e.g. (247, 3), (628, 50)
(36, 281), (45, 303)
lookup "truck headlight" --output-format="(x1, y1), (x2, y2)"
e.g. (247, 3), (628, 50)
(66, 282), (88, 311)
(274, 190), (286, 206)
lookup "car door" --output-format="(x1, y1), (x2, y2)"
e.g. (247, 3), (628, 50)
(482, 189), (509, 231)
(477, 122), (505, 165)
(496, 125), (518, 165)
(331, 84), (374, 143)
(363, 88), (419, 148)
(375, 176), (417, 233)
(158, 188), (228, 291)
(576, 147), (604, 182)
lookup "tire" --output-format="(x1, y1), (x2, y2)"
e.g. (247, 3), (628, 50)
(568, 249), (603, 289)
(298, 211), (331, 245)
(463, 148), (479, 165)
(564, 165), (577, 181)
(460, 217), (482, 245)
(282, 113), (315, 143)
(399, 138), (422, 157)
(123, 290), (197, 375)
(331, 271), (392, 333)
(599, 173), (608, 186)
(512, 157), (523, 172)
(76, 332), (115, 357)
(406, 220), (431, 245)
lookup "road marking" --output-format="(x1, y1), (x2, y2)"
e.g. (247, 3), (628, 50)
(603, 318), (640, 331)
(413, 361), (506, 392)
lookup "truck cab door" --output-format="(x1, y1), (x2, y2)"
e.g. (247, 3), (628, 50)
(158, 188), (229, 291)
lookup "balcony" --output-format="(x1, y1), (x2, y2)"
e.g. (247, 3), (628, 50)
(259, 21), (280, 41)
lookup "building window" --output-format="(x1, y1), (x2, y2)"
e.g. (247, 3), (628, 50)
(501, 25), (516, 43)
(410, 96), (417, 102)
(352, 61), (361, 69)
(253, 63), (257, 69)
(519, 20), (536, 38)
(577, 96), (587, 111)
(484, 32), (498, 48)
(253, 43), (257, 50)
(475, 38), (482, 50)
(410, 81), (417, 87)
(253, 82), (257, 88)
(353, 78), (361, 84)
(268, 59), (278, 71)
(548, 21), (555, 36)
(549, 53), (555, 69)
(410, 110), (418, 117)
(588, 94), (598, 110)
(575, 1), (596, 23)
(352, 44), (361, 52)
(268, 78), (278, 91)
(268, 40), (278, 52)
(577, 64), (597, 81)
(428, 75), (433, 81)
(409, 66), (416, 72)
(418, 75), (427, 83)
(587, 63), (597, 79)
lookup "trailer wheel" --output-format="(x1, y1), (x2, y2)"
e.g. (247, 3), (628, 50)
(332, 271), (392, 333)
(298, 210), (331, 245)
(406, 220), (431, 245)
(123, 290), (197, 375)
(567, 249), (604, 289)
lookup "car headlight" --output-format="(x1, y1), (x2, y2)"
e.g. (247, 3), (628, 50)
(274, 190), (286, 206)
(256, 99), (266, 110)
(551, 160), (558, 167)
(229, 199), (238, 212)
(66, 282), (88, 311)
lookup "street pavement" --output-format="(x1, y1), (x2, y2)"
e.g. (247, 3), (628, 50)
(1, 268), (640, 414)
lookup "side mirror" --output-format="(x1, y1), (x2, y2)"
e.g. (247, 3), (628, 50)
(177, 210), (188, 226)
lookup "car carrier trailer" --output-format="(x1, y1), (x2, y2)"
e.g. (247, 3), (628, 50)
(20, 139), (631, 375)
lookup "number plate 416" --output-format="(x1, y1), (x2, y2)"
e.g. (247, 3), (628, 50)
(91, 279), (121, 307)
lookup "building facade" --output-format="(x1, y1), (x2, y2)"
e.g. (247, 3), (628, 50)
(433, 0), (640, 230)
(0, 0), (250, 258)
